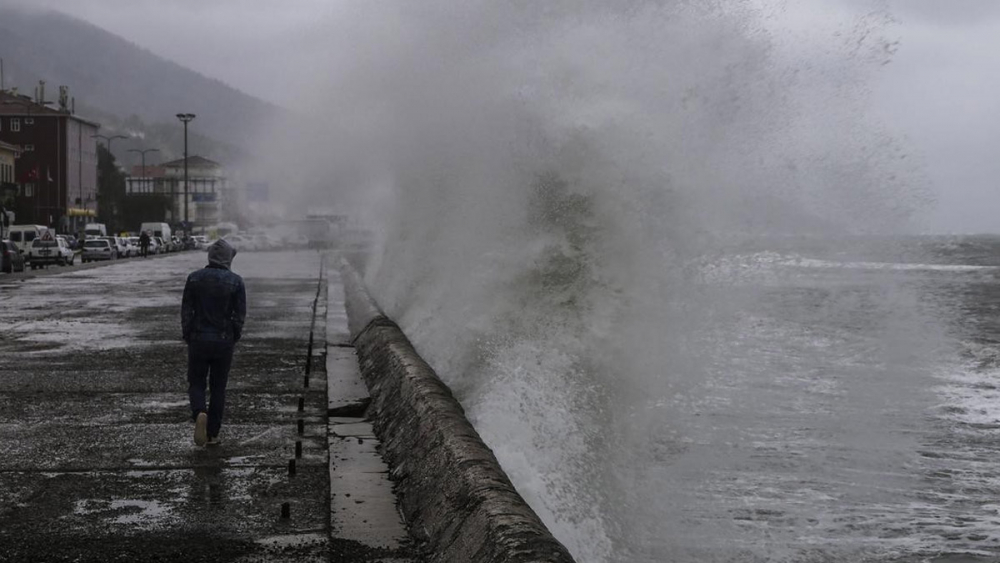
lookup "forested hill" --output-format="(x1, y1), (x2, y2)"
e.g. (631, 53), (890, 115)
(0, 6), (281, 156)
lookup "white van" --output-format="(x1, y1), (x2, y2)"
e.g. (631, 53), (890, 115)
(7, 225), (48, 247)
(83, 223), (107, 238)
(140, 222), (171, 241)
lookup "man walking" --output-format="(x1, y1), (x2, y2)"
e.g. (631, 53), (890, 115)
(181, 239), (246, 446)
(139, 230), (150, 258)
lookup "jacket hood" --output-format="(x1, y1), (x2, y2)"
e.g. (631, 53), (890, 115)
(207, 239), (237, 269)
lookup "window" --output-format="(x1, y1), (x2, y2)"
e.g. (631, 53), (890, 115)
(24, 118), (34, 125)
(24, 144), (34, 152)
(10, 119), (20, 132)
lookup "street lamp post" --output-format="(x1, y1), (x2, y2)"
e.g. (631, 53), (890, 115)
(127, 148), (160, 194)
(176, 113), (195, 234)
(90, 134), (127, 231)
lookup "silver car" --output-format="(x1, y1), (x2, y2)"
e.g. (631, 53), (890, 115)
(82, 239), (118, 262)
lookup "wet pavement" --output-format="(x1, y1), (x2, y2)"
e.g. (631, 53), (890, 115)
(0, 250), (416, 562)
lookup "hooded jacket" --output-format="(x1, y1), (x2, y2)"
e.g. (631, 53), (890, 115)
(181, 239), (246, 343)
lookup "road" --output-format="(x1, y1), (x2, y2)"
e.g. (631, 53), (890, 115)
(0, 250), (416, 562)
(3, 248), (170, 279)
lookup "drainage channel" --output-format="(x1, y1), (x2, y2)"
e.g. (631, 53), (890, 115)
(325, 257), (417, 561)
(279, 255), (327, 526)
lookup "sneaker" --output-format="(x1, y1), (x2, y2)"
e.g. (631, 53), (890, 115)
(206, 436), (222, 446)
(194, 412), (208, 446)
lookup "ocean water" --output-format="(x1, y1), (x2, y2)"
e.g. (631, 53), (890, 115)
(367, 235), (1000, 562)
(588, 236), (1000, 562)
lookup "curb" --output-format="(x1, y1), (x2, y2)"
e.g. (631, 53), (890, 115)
(339, 259), (577, 563)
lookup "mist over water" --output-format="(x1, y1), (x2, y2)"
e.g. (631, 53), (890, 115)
(295, 1), (941, 560)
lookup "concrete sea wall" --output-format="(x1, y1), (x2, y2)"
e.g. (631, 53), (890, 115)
(339, 260), (577, 563)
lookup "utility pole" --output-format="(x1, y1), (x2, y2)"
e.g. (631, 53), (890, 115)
(176, 113), (196, 234)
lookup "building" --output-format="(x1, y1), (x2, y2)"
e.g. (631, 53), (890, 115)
(126, 155), (229, 232)
(0, 85), (100, 233)
(0, 141), (17, 236)
(0, 141), (16, 202)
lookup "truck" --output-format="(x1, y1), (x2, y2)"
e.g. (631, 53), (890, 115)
(7, 224), (48, 248)
(83, 223), (107, 238)
(139, 222), (171, 240)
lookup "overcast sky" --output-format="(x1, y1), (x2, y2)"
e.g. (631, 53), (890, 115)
(872, 2), (1000, 233)
(12, 0), (998, 233)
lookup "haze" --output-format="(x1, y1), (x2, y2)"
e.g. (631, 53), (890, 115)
(9, 0), (998, 233)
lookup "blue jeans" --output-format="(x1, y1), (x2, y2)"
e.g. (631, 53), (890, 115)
(187, 341), (235, 438)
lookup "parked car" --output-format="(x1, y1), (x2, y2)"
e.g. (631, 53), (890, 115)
(29, 237), (75, 268)
(130, 235), (158, 255)
(58, 234), (79, 251)
(225, 234), (252, 251)
(101, 236), (128, 258)
(147, 236), (161, 255)
(154, 237), (169, 253)
(192, 235), (209, 250)
(1, 240), (26, 273)
(120, 237), (137, 258)
(288, 234), (309, 249)
(82, 239), (118, 262)
(251, 234), (274, 251)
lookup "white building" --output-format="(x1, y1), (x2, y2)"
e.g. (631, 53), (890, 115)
(127, 155), (229, 231)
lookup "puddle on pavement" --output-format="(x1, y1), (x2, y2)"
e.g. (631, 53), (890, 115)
(226, 455), (264, 466)
(126, 458), (162, 467)
(133, 398), (188, 410)
(72, 498), (175, 530)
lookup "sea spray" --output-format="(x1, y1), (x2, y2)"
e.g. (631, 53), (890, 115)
(331, 2), (926, 560)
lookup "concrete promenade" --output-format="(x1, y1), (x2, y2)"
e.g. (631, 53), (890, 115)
(0, 251), (415, 562)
